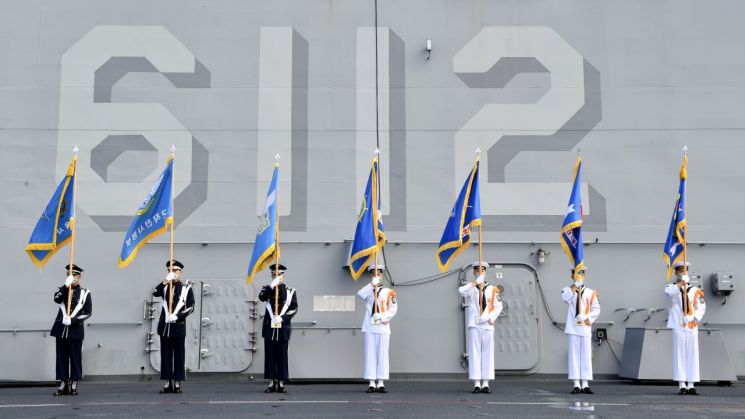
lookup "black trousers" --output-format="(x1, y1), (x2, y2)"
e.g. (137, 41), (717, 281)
(160, 336), (186, 380)
(55, 338), (83, 381)
(264, 339), (290, 380)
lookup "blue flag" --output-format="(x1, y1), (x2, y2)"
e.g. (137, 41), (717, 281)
(247, 162), (280, 284)
(118, 156), (174, 268)
(663, 155), (687, 280)
(26, 155), (77, 267)
(560, 156), (585, 280)
(436, 159), (481, 272)
(349, 158), (386, 280)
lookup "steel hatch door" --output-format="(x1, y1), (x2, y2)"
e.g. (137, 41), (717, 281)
(196, 280), (255, 372)
(493, 265), (540, 371)
(463, 263), (541, 372)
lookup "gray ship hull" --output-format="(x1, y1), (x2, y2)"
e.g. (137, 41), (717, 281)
(1, 0), (744, 382)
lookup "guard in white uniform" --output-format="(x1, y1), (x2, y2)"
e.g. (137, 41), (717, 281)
(458, 261), (503, 394)
(561, 267), (600, 394)
(665, 260), (706, 395)
(357, 264), (397, 393)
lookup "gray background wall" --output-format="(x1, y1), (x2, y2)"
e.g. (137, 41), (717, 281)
(1, 0), (745, 380)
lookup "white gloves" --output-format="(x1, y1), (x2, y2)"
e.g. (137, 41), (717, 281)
(683, 315), (694, 323)
(372, 313), (382, 322)
(64, 275), (74, 287)
(576, 314), (588, 322)
(680, 275), (690, 284)
(270, 278), (281, 289)
(573, 280), (583, 288)
(165, 272), (175, 282)
(275, 316), (283, 324)
(479, 314), (490, 324)
(371, 276), (381, 286)
(166, 313), (178, 323)
(475, 275), (485, 285)
(62, 316), (72, 326)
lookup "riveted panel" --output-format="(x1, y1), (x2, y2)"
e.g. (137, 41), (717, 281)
(197, 280), (255, 372)
(461, 265), (540, 372)
(492, 266), (540, 371)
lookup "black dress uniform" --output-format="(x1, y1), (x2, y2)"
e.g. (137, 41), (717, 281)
(258, 275), (298, 392)
(50, 265), (92, 396)
(153, 269), (195, 392)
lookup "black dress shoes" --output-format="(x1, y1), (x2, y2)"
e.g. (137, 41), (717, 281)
(52, 382), (69, 396)
(472, 386), (482, 394)
(582, 387), (593, 394)
(376, 386), (387, 393)
(678, 388), (688, 395)
(481, 387), (491, 394)
(687, 388), (699, 396)
(571, 387), (582, 394)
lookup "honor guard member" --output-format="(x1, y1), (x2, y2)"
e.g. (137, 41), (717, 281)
(258, 263), (298, 393)
(357, 264), (398, 393)
(665, 260), (706, 395)
(51, 264), (92, 396)
(153, 260), (195, 394)
(458, 261), (503, 394)
(560, 267), (600, 394)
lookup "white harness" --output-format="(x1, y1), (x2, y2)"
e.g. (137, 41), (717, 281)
(266, 288), (295, 324)
(58, 288), (90, 319)
(266, 288), (295, 340)
(58, 288), (90, 338)
(162, 282), (192, 317)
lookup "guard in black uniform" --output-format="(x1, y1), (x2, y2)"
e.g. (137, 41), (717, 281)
(258, 263), (298, 393)
(51, 264), (92, 396)
(153, 260), (195, 394)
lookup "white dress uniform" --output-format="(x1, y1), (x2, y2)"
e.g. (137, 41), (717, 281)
(665, 281), (706, 384)
(357, 283), (398, 381)
(561, 284), (600, 383)
(459, 281), (503, 381)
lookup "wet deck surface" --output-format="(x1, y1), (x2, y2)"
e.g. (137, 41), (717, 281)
(1, 378), (743, 418)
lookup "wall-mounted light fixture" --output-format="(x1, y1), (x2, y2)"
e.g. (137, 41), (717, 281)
(425, 38), (432, 61)
(536, 247), (550, 265)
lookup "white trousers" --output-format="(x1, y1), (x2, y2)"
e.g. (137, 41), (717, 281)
(467, 328), (494, 380)
(363, 332), (390, 380)
(567, 334), (593, 381)
(672, 329), (699, 383)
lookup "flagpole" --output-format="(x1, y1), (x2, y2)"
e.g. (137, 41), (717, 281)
(274, 154), (280, 316)
(66, 147), (79, 318)
(475, 149), (484, 313)
(168, 145), (175, 314)
(576, 149), (582, 282)
(373, 150), (381, 310)
(682, 145), (688, 278)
